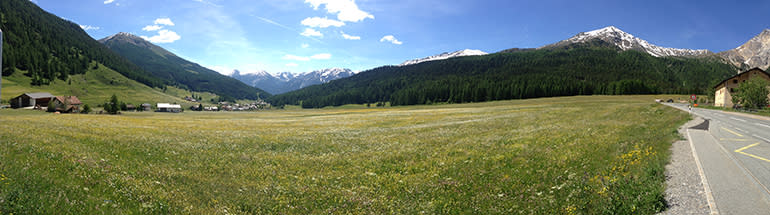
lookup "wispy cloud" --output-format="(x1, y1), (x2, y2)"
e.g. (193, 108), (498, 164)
(341, 31), (360, 40)
(192, 0), (223, 7)
(79, 25), (100, 31)
(301, 28), (323, 37)
(141, 30), (181, 43)
(255, 16), (295, 32)
(301, 17), (345, 28)
(311, 53), (332, 60)
(286, 63), (299, 67)
(284, 54), (310, 61)
(305, 0), (374, 23)
(380, 35), (403, 45)
(103, 0), (115, 4)
(283, 53), (332, 61)
(302, 43), (310, 48)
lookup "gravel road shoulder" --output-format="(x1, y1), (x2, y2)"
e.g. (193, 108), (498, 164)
(658, 117), (711, 214)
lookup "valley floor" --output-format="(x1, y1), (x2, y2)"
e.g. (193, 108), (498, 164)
(0, 95), (688, 214)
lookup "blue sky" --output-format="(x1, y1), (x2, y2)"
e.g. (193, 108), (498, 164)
(30, 0), (770, 74)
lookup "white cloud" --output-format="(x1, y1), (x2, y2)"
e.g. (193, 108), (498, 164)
(301, 17), (345, 28)
(141, 30), (181, 43)
(305, 0), (374, 23)
(104, 0), (115, 4)
(300, 28), (323, 37)
(154, 18), (175, 26)
(142, 25), (163, 31)
(341, 31), (360, 40)
(380, 35), (403, 45)
(311, 53), (332, 60)
(301, 43), (310, 48)
(286, 63), (299, 67)
(283, 54), (311, 61)
(79, 25), (100, 31)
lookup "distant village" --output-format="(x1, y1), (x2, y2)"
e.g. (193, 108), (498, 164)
(5, 92), (272, 113)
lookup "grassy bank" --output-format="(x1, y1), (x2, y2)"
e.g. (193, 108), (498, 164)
(1, 64), (214, 107)
(0, 95), (688, 214)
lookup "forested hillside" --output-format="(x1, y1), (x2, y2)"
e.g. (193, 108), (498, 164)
(100, 33), (269, 100)
(0, 0), (163, 87)
(269, 43), (736, 108)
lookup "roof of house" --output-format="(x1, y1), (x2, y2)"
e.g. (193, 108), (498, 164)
(17, 92), (54, 99)
(714, 67), (770, 89)
(157, 103), (182, 109)
(54, 96), (82, 105)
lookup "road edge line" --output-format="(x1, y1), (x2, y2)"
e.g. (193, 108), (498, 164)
(686, 128), (719, 215)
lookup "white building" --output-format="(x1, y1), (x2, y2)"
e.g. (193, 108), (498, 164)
(156, 103), (182, 113)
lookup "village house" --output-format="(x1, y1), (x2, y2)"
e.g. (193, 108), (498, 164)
(156, 103), (182, 113)
(50, 96), (83, 113)
(126, 104), (136, 111)
(10, 92), (54, 109)
(714, 67), (770, 108)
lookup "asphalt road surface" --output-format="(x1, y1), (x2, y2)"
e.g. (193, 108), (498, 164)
(665, 103), (770, 214)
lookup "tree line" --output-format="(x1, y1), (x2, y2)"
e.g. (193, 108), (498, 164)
(269, 46), (737, 108)
(1, 0), (163, 87)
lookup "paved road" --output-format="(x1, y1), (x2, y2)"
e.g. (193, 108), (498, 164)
(665, 103), (770, 214)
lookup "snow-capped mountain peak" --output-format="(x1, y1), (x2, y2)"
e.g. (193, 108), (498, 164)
(229, 68), (355, 94)
(544, 26), (711, 57)
(399, 49), (488, 66)
(719, 29), (770, 70)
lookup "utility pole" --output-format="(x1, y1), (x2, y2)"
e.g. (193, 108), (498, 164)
(1, 29), (3, 104)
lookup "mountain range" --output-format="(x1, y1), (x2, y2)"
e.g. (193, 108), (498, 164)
(268, 26), (744, 108)
(230, 68), (355, 94)
(99, 32), (269, 100)
(543, 26), (770, 70)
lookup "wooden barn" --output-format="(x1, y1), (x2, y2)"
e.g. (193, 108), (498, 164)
(50, 96), (83, 113)
(10, 92), (54, 109)
(714, 68), (770, 108)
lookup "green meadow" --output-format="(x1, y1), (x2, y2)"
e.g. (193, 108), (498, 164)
(1, 64), (216, 107)
(0, 95), (688, 214)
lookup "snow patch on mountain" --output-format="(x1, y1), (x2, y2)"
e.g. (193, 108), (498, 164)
(399, 49), (488, 66)
(546, 26), (711, 57)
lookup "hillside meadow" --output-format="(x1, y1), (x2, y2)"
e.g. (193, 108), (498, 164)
(0, 64), (216, 107)
(0, 95), (689, 214)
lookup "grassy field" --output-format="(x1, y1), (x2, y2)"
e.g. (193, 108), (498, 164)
(0, 95), (689, 214)
(1, 64), (215, 107)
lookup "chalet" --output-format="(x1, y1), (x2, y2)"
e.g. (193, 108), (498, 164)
(714, 68), (770, 108)
(50, 96), (83, 113)
(156, 103), (182, 113)
(10, 92), (54, 109)
(126, 104), (137, 111)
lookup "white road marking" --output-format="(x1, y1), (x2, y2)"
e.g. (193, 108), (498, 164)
(753, 135), (770, 143)
(730, 117), (747, 122)
(756, 123), (770, 129)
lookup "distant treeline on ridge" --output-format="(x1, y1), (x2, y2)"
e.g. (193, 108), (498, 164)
(269, 44), (736, 108)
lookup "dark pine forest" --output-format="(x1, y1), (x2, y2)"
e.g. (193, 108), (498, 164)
(269, 42), (736, 108)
